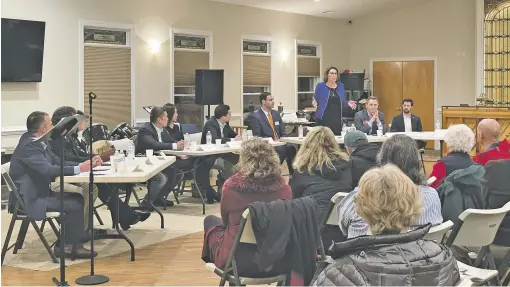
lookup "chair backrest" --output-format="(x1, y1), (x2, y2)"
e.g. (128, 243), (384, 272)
(1, 162), (11, 175)
(326, 192), (349, 225)
(239, 209), (257, 244)
(424, 220), (453, 242)
(448, 201), (510, 247)
(1, 170), (26, 212)
(181, 123), (201, 134)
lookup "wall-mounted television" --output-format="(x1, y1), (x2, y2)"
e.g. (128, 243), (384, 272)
(1, 18), (46, 82)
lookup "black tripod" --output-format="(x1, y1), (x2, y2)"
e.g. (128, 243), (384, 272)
(75, 92), (109, 285)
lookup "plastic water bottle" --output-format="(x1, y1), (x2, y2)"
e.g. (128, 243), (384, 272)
(206, 131), (212, 145)
(377, 121), (383, 136)
(242, 129), (248, 140)
(184, 133), (191, 150)
(127, 141), (135, 160)
(298, 125), (304, 138)
(342, 124), (348, 136)
(350, 124), (356, 132)
(435, 120), (441, 131)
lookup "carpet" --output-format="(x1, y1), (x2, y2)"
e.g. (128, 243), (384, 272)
(1, 193), (220, 271)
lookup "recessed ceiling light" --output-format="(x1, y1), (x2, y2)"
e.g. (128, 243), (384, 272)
(322, 10), (334, 14)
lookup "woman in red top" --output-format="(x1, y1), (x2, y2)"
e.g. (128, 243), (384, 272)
(429, 124), (475, 189)
(201, 137), (292, 277)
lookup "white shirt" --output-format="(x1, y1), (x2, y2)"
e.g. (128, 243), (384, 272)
(403, 113), (412, 132)
(152, 123), (177, 149)
(216, 119), (226, 138)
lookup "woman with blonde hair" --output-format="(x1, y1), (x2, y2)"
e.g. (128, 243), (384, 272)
(312, 165), (460, 286)
(201, 137), (292, 277)
(290, 126), (352, 244)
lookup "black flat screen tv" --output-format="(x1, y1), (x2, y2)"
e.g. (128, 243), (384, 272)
(1, 18), (46, 82)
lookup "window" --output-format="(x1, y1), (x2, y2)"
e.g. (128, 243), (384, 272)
(243, 39), (271, 113)
(173, 32), (210, 129)
(484, 1), (510, 106)
(297, 43), (321, 110)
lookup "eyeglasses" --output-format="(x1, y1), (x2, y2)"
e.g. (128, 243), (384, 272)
(329, 72), (338, 75)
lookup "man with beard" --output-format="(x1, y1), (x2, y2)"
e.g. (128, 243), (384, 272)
(390, 98), (423, 132)
(251, 92), (296, 174)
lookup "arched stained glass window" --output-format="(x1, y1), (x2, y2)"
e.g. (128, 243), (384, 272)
(484, 1), (510, 106)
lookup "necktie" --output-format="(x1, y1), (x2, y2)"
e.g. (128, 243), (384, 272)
(267, 112), (279, 140)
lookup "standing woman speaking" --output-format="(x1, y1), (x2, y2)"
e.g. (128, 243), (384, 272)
(313, 66), (357, 135)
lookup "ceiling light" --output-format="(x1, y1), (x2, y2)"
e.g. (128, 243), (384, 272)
(322, 10), (334, 14)
(314, 0), (321, 2)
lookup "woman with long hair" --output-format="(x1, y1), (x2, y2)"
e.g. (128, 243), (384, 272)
(312, 66), (357, 135)
(202, 137), (292, 277)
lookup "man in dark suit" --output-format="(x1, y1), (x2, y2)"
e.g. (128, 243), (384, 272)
(50, 106), (150, 230)
(354, 96), (387, 135)
(135, 106), (178, 209)
(250, 92), (296, 174)
(390, 98), (423, 132)
(9, 111), (97, 258)
(200, 104), (241, 203)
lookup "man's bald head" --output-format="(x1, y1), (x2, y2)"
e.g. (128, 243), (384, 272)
(477, 119), (501, 148)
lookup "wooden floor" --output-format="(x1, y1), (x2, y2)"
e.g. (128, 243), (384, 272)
(2, 231), (219, 286)
(1, 162), (436, 286)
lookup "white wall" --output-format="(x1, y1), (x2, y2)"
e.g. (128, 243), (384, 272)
(1, 0), (349, 135)
(348, 0), (477, 107)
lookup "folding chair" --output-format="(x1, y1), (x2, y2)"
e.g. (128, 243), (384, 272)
(424, 220), (453, 243)
(205, 209), (287, 286)
(445, 201), (510, 285)
(318, 192), (349, 259)
(457, 261), (499, 286)
(1, 171), (60, 265)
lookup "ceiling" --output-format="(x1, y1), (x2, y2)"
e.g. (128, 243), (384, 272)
(209, 0), (419, 19)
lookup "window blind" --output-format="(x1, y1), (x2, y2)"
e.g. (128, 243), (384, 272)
(243, 55), (271, 86)
(298, 57), (320, 77)
(174, 51), (210, 86)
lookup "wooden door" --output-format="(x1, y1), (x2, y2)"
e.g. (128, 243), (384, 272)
(403, 61), (435, 146)
(372, 61), (403, 126)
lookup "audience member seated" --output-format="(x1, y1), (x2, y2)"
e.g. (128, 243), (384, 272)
(343, 131), (379, 187)
(200, 104), (241, 203)
(429, 124), (476, 188)
(250, 92), (296, 174)
(473, 118), (510, 165)
(353, 96), (387, 135)
(201, 137), (292, 277)
(338, 134), (442, 238)
(290, 126), (352, 245)
(135, 106), (175, 210)
(50, 106), (150, 230)
(8, 111), (98, 258)
(312, 165), (460, 286)
(390, 98), (422, 132)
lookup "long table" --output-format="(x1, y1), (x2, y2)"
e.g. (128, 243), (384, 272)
(162, 141), (286, 214)
(57, 156), (176, 261)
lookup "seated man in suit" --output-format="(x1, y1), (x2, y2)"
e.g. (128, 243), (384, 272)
(200, 104), (241, 203)
(9, 111), (98, 258)
(354, 96), (387, 135)
(250, 92), (296, 174)
(390, 99), (423, 132)
(50, 106), (150, 230)
(135, 106), (177, 209)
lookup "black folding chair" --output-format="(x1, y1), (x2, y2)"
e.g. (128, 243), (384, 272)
(1, 172), (60, 265)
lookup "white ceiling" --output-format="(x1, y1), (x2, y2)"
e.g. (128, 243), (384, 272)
(209, 0), (419, 19)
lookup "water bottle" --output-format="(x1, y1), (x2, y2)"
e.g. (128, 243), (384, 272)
(350, 124), (356, 132)
(242, 129), (248, 140)
(377, 121), (383, 136)
(184, 133), (190, 150)
(342, 124), (348, 136)
(298, 125), (304, 138)
(206, 131), (212, 145)
(435, 120), (441, 131)
(127, 141), (135, 160)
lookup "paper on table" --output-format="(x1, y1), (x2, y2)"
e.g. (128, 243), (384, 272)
(145, 157), (154, 165)
(226, 141), (242, 148)
(132, 164), (144, 172)
(159, 151), (166, 158)
(200, 145), (217, 151)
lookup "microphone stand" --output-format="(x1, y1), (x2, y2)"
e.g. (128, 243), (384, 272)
(75, 92), (109, 285)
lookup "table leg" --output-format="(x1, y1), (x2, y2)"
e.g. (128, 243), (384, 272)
(193, 158), (206, 215)
(147, 181), (165, 229)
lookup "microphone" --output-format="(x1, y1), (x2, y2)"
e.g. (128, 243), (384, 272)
(89, 92), (97, 99)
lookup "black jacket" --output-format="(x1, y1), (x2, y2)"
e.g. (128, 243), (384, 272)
(50, 133), (89, 163)
(163, 124), (184, 142)
(312, 225), (460, 286)
(248, 197), (319, 285)
(201, 118), (237, 144)
(290, 159), (352, 223)
(349, 143), (380, 187)
(390, 113), (423, 132)
(484, 159), (510, 246)
(135, 122), (176, 154)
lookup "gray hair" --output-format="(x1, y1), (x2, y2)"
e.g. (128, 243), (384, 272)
(377, 134), (423, 185)
(444, 124), (475, 153)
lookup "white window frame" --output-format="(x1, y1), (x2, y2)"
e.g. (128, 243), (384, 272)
(78, 20), (136, 125)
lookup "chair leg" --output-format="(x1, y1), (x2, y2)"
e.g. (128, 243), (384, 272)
(40, 219), (46, 232)
(13, 220), (29, 254)
(30, 221), (58, 264)
(94, 208), (104, 226)
(1, 213), (18, 265)
(420, 152), (426, 175)
(47, 218), (60, 238)
(132, 188), (141, 206)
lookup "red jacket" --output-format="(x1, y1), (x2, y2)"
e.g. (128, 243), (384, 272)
(202, 173), (292, 274)
(473, 139), (510, 166)
(429, 152), (474, 189)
